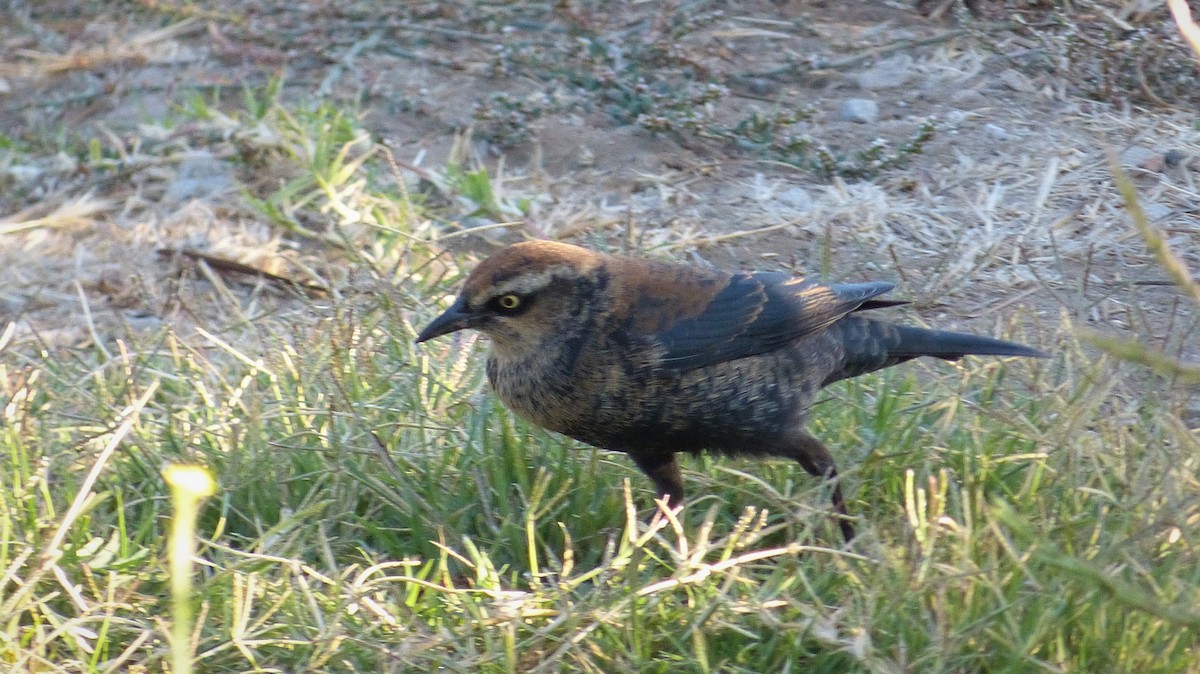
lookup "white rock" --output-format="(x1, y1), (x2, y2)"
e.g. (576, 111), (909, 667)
(983, 124), (1009, 141)
(840, 99), (878, 124)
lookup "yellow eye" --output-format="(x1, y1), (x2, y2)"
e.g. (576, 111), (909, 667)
(497, 294), (521, 311)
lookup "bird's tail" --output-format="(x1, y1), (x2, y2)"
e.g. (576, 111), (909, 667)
(885, 323), (1047, 360)
(826, 317), (1046, 385)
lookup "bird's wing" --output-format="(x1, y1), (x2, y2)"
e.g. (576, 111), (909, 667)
(654, 272), (901, 371)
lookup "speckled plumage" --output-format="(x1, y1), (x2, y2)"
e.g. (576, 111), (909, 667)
(417, 240), (1046, 540)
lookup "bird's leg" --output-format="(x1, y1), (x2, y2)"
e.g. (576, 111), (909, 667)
(629, 451), (684, 512)
(774, 431), (856, 542)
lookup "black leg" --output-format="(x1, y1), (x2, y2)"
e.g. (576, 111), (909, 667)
(773, 431), (855, 542)
(629, 451), (684, 507)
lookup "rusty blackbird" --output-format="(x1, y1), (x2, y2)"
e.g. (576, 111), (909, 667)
(417, 240), (1046, 540)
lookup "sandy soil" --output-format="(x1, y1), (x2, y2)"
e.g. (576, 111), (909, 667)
(1, 1), (1197, 371)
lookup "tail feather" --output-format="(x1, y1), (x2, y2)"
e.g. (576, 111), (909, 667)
(826, 317), (1046, 385)
(889, 324), (1048, 360)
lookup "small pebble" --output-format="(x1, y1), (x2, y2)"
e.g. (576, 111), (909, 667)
(1164, 149), (1186, 168)
(745, 78), (778, 97)
(839, 99), (878, 124)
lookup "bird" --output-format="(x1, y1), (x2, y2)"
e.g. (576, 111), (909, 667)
(416, 240), (1046, 541)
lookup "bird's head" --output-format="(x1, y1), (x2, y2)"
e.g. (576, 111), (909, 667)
(416, 241), (607, 358)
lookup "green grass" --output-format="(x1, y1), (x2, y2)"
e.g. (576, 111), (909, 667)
(2, 80), (1199, 672)
(2, 299), (1198, 672)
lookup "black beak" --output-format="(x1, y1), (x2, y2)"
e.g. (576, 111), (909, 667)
(416, 297), (477, 343)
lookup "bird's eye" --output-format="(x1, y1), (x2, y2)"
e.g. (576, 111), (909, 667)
(491, 293), (525, 315)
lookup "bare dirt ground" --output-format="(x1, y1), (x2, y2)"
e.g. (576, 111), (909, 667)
(1, 1), (1198, 376)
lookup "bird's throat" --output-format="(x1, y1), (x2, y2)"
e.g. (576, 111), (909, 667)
(485, 323), (592, 435)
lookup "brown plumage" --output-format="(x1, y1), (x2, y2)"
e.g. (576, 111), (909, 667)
(417, 240), (1046, 540)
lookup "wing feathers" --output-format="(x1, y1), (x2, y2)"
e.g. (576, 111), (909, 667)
(655, 273), (896, 371)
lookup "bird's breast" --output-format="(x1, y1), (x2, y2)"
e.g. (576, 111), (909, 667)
(486, 338), (827, 455)
(485, 334), (664, 445)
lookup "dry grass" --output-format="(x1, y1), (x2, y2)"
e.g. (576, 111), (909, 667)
(0, 18), (201, 79)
